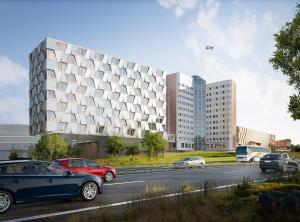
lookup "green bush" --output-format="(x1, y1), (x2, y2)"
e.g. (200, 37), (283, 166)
(9, 147), (19, 160)
(107, 136), (125, 156)
(29, 133), (69, 161)
(126, 143), (141, 155)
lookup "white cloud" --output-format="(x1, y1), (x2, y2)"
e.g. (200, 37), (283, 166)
(164, 0), (300, 143)
(0, 56), (28, 124)
(159, 0), (197, 18)
(0, 56), (27, 87)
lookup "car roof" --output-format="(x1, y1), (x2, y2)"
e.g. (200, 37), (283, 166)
(56, 158), (85, 161)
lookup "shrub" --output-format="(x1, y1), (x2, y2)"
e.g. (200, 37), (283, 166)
(107, 136), (125, 156)
(29, 133), (69, 161)
(9, 147), (19, 160)
(126, 143), (141, 155)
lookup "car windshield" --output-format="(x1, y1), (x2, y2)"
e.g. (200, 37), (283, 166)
(181, 158), (191, 161)
(262, 154), (281, 160)
(236, 146), (247, 155)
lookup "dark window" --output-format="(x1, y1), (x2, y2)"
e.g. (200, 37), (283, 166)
(69, 159), (84, 168)
(84, 160), (100, 168)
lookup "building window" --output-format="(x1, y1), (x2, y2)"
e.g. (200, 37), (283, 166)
(47, 69), (56, 79)
(86, 115), (95, 125)
(69, 113), (77, 123)
(95, 70), (104, 79)
(58, 62), (67, 72)
(76, 86), (87, 95)
(57, 122), (67, 131)
(47, 90), (56, 99)
(96, 126), (105, 134)
(67, 94), (76, 103)
(57, 102), (67, 111)
(66, 74), (76, 82)
(127, 128), (135, 136)
(78, 66), (87, 76)
(56, 82), (67, 91)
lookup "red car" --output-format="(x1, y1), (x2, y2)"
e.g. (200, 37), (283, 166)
(53, 158), (116, 182)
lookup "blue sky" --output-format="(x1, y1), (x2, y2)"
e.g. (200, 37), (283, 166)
(0, 0), (299, 143)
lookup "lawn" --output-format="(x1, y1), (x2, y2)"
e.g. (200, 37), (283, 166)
(96, 151), (236, 167)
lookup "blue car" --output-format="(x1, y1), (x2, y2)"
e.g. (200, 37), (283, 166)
(0, 160), (103, 213)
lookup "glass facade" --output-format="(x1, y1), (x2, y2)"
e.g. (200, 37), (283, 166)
(192, 75), (206, 150)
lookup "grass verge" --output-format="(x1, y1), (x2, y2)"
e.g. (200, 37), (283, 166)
(64, 174), (300, 222)
(97, 151), (236, 167)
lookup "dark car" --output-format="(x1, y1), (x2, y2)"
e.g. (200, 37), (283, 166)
(0, 160), (103, 214)
(53, 158), (117, 182)
(259, 153), (290, 172)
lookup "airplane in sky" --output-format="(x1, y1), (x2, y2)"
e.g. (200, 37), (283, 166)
(205, 45), (214, 50)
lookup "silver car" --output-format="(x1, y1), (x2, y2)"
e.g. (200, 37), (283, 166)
(174, 157), (205, 169)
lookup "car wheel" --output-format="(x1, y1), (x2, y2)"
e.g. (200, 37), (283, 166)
(0, 190), (13, 214)
(104, 171), (114, 182)
(81, 182), (98, 201)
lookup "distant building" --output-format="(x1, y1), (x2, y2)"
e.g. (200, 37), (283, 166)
(236, 126), (275, 148)
(206, 80), (236, 151)
(0, 125), (40, 160)
(166, 73), (195, 151)
(274, 139), (291, 150)
(192, 75), (206, 150)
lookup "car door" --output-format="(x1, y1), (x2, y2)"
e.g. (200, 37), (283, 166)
(36, 163), (81, 200)
(83, 159), (104, 177)
(13, 163), (55, 203)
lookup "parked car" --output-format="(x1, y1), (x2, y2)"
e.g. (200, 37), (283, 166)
(259, 153), (291, 172)
(53, 158), (117, 182)
(0, 160), (103, 214)
(174, 157), (205, 169)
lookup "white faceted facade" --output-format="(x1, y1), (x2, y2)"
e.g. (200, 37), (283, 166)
(29, 38), (167, 139)
(206, 80), (236, 151)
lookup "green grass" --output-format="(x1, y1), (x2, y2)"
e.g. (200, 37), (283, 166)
(96, 151), (236, 167)
(289, 151), (300, 159)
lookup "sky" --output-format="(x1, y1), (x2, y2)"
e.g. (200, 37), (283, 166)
(0, 0), (299, 143)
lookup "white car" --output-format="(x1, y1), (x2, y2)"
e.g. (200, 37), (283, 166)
(174, 157), (205, 169)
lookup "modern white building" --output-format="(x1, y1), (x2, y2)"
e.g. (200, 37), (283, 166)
(0, 125), (40, 160)
(206, 80), (236, 151)
(236, 126), (275, 147)
(29, 38), (167, 156)
(167, 73), (206, 151)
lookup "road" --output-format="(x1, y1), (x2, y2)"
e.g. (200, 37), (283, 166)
(1, 164), (278, 222)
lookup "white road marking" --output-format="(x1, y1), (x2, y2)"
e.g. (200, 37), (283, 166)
(4, 174), (292, 222)
(223, 171), (234, 174)
(104, 180), (145, 186)
(0, 182), (247, 222)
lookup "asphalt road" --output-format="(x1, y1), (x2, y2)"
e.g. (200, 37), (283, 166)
(1, 164), (279, 222)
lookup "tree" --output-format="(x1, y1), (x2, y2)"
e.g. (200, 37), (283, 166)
(126, 143), (141, 155)
(9, 146), (19, 160)
(270, 4), (300, 120)
(142, 131), (168, 159)
(107, 136), (125, 156)
(29, 134), (69, 161)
